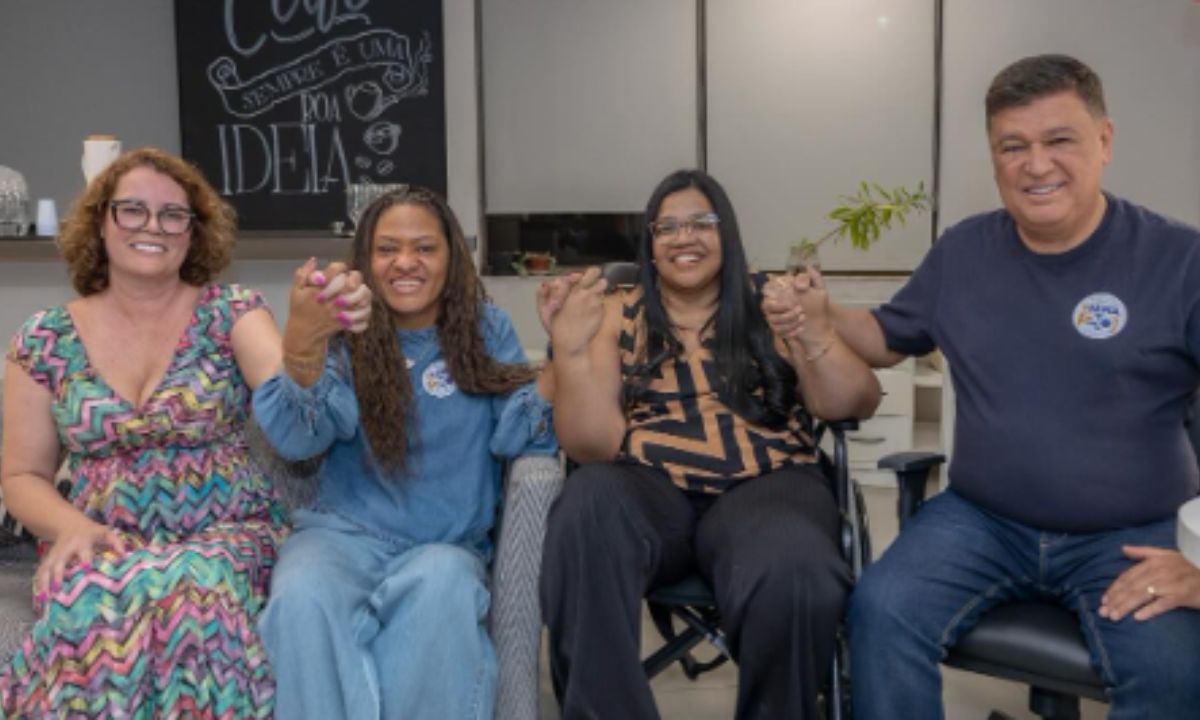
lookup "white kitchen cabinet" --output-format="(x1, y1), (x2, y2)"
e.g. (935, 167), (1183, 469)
(830, 357), (944, 488)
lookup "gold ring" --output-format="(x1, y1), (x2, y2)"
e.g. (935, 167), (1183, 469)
(1147, 585), (1158, 597)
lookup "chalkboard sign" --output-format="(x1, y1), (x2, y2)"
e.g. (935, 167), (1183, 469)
(175, 0), (446, 230)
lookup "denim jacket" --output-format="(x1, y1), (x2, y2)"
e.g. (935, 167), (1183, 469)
(252, 305), (556, 553)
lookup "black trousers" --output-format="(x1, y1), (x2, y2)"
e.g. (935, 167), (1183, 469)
(540, 462), (851, 720)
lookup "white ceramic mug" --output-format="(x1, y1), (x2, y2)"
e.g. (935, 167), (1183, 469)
(82, 135), (122, 184)
(35, 198), (58, 237)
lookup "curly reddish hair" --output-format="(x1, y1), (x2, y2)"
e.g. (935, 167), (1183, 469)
(57, 147), (236, 295)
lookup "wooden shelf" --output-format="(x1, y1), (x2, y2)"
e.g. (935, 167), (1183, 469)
(0, 232), (352, 263)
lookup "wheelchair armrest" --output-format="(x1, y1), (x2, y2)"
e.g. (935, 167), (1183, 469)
(824, 418), (860, 434)
(491, 455), (564, 720)
(878, 451), (946, 529)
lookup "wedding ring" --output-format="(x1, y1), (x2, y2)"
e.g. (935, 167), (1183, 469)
(1147, 585), (1158, 597)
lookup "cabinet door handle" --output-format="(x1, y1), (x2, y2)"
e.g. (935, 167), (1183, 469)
(848, 435), (886, 444)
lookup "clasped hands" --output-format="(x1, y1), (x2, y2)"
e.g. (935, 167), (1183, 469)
(283, 258), (372, 382)
(761, 266), (836, 360)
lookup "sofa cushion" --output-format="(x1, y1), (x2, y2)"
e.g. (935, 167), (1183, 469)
(0, 544), (37, 662)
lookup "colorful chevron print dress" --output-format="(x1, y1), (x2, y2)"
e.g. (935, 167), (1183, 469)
(0, 284), (287, 719)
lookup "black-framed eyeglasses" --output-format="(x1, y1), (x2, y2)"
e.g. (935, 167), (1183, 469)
(108, 199), (195, 236)
(648, 212), (720, 239)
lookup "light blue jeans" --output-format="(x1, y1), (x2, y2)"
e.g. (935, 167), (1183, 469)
(259, 510), (496, 720)
(849, 489), (1200, 720)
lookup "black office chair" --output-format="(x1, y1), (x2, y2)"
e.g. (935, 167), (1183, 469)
(595, 260), (871, 718)
(876, 389), (1200, 720)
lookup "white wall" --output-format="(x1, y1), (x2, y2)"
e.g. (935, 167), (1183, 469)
(480, 0), (699, 213)
(0, 1), (180, 215)
(940, 0), (1200, 231)
(707, 0), (936, 272)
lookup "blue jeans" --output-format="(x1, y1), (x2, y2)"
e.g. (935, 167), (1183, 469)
(259, 510), (496, 720)
(848, 489), (1200, 720)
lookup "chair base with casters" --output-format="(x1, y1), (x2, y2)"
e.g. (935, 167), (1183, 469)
(640, 420), (871, 720)
(878, 452), (1108, 720)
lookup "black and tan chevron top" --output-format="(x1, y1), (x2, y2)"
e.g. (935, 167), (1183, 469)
(617, 288), (818, 494)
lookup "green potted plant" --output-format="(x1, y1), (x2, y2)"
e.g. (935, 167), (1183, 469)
(788, 181), (930, 273)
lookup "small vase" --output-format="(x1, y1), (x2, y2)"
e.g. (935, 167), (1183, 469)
(82, 135), (122, 185)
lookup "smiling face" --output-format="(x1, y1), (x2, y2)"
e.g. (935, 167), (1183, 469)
(988, 90), (1113, 253)
(650, 187), (723, 295)
(370, 202), (449, 329)
(101, 166), (193, 280)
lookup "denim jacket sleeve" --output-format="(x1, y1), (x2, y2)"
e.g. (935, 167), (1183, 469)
(482, 305), (558, 459)
(251, 351), (360, 462)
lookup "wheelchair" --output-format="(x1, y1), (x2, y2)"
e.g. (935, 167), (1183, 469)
(640, 419), (870, 720)
(585, 260), (869, 719)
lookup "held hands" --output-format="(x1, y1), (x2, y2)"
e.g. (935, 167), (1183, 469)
(286, 258), (372, 343)
(548, 267), (609, 359)
(283, 258), (372, 384)
(536, 272), (582, 336)
(1099, 546), (1200, 622)
(34, 516), (127, 603)
(761, 266), (835, 358)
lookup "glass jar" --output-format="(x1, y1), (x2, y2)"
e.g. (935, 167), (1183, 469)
(0, 165), (30, 237)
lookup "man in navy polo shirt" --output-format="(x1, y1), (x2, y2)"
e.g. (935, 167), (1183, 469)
(833, 54), (1200, 718)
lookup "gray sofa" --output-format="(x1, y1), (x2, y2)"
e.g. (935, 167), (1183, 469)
(0, 392), (562, 720)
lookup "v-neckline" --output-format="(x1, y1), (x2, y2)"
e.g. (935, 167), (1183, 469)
(64, 286), (207, 414)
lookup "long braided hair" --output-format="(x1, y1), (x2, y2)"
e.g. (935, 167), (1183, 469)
(342, 186), (538, 473)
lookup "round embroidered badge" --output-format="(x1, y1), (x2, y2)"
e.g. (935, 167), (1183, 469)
(1072, 292), (1127, 339)
(421, 359), (457, 398)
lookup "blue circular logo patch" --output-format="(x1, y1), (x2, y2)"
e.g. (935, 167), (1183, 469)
(1072, 292), (1127, 339)
(421, 359), (458, 398)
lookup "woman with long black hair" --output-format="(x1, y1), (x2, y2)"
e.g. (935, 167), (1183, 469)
(540, 169), (880, 719)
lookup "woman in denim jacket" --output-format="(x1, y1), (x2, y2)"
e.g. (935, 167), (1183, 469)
(253, 187), (556, 720)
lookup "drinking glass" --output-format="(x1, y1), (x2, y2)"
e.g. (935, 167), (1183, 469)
(345, 183), (410, 233)
(345, 184), (369, 233)
(0, 165), (29, 237)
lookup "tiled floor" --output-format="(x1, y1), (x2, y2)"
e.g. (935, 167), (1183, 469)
(536, 485), (1108, 719)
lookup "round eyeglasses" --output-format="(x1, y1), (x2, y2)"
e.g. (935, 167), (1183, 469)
(648, 212), (720, 240)
(108, 199), (195, 236)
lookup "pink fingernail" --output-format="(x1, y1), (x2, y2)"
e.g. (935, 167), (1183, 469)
(334, 296), (347, 307)
(35, 592), (46, 604)
(337, 311), (351, 326)
(310, 271), (327, 286)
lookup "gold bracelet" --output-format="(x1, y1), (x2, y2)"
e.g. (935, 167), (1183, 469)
(283, 352), (325, 374)
(803, 336), (836, 363)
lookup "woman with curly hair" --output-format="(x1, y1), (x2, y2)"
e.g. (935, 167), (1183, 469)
(540, 169), (881, 719)
(0, 146), (368, 717)
(252, 186), (557, 720)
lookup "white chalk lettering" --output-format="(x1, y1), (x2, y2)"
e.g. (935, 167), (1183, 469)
(225, 0), (371, 58)
(217, 122), (352, 196)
